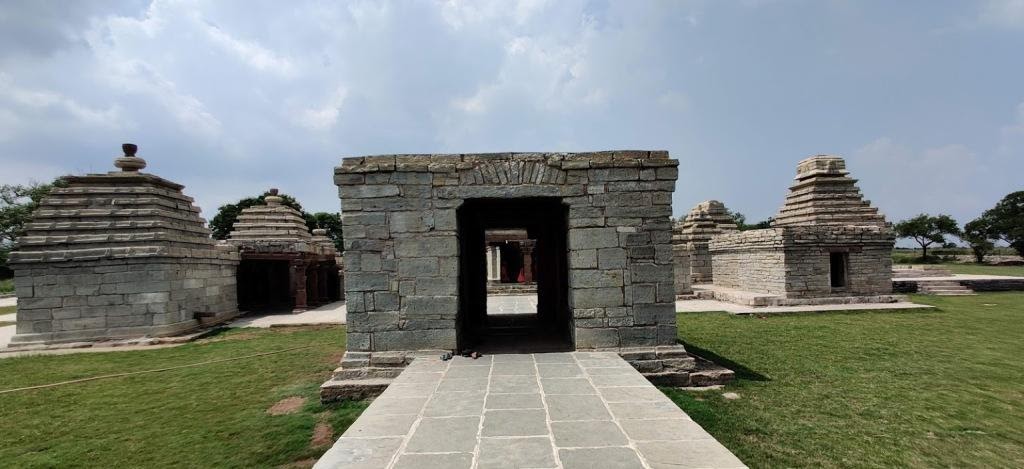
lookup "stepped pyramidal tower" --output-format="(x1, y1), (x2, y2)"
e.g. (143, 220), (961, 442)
(8, 144), (239, 346)
(228, 190), (315, 248)
(773, 156), (887, 227)
(673, 200), (738, 284)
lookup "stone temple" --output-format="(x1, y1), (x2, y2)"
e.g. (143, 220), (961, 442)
(321, 151), (726, 399)
(707, 155), (899, 305)
(8, 145), (239, 346)
(673, 200), (738, 284)
(228, 189), (341, 313)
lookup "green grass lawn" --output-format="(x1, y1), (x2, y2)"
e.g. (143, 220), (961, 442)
(0, 278), (13, 294)
(2, 295), (1023, 467)
(942, 263), (1024, 277)
(668, 292), (1024, 468)
(0, 326), (367, 468)
(0, 305), (15, 315)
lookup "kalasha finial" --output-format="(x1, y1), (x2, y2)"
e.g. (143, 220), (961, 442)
(265, 187), (283, 206)
(114, 142), (147, 172)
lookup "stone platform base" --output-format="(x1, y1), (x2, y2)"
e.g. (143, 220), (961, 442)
(894, 276), (1024, 294)
(320, 345), (734, 403)
(692, 284), (906, 307)
(6, 310), (239, 348)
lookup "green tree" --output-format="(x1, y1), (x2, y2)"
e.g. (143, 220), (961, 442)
(209, 191), (343, 251)
(0, 177), (68, 278)
(961, 217), (996, 264)
(894, 213), (960, 261)
(728, 210), (773, 231)
(728, 210), (747, 229)
(980, 191), (1024, 258)
(307, 212), (344, 251)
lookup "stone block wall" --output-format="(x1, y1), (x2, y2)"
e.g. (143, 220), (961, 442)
(710, 229), (788, 295)
(13, 257), (237, 345)
(336, 151), (680, 353)
(688, 243), (712, 283)
(672, 244), (693, 295)
(710, 225), (893, 298)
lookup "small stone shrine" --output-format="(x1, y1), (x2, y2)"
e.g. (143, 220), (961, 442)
(709, 155), (897, 303)
(322, 151), (729, 400)
(228, 190), (339, 312)
(8, 144), (239, 346)
(673, 200), (738, 284)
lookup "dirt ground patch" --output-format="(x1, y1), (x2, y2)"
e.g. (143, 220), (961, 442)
(310, 422), (334, 448)
(266, 396), (307, 416)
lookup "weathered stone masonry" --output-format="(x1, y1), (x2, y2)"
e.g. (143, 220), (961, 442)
(8, 146), (239, 346)
(709, 155), (895, 300)
(673, 200), (737, 285)
(323, 151), (714, 398)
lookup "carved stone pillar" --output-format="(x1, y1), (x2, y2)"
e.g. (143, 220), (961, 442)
(309, 266), (320, 306)
(291, 259), (308, 312)
(521, 240), (535, 283)
(486, 245), (497, 283)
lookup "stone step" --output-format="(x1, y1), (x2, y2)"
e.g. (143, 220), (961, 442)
(320, 377), (392, 402)
(923, 290), (977, 296)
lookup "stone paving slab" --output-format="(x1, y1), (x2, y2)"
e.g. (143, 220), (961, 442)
(0, 297), (16, 308)
(486, 293), (537, 316)
(315, 352), (746, 469)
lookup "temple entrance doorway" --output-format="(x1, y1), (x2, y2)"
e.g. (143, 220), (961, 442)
(237, 259), (293, 312)
(457, 198), (571, 354)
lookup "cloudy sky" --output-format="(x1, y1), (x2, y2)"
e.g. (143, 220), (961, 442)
(1, 0), (1022, 227)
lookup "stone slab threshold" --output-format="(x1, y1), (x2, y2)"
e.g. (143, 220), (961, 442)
(675, 298), (931, 315)
(686, 284), (910, 309)
(314, 352), (746, 469)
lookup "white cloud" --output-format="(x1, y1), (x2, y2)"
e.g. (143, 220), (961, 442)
(204, 23), (296, 77)
(296, 86), (349, 131)
(0, 74), (127, 141)
(0, 0), (1021, 222)
(979, 0), (1024, 29)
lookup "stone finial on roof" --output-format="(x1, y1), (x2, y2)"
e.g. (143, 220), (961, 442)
(772, 155), (888, 227)
(311, 228), (338, 256)
(113, 143), (147, 172)
(265, 188), (283, 206)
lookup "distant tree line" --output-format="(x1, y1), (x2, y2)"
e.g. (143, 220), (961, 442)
(728, 211), (774, 231)
(894, 191), (1024, 263)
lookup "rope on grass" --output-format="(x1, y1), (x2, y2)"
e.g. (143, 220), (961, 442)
(0, 344), (317, 395)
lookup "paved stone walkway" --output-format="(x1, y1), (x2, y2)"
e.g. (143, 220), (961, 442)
(0, 297), (16, 308)
(487, 294), (537, 316)
(228, 301), (347, 328)
(315, 352), (745, 469)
